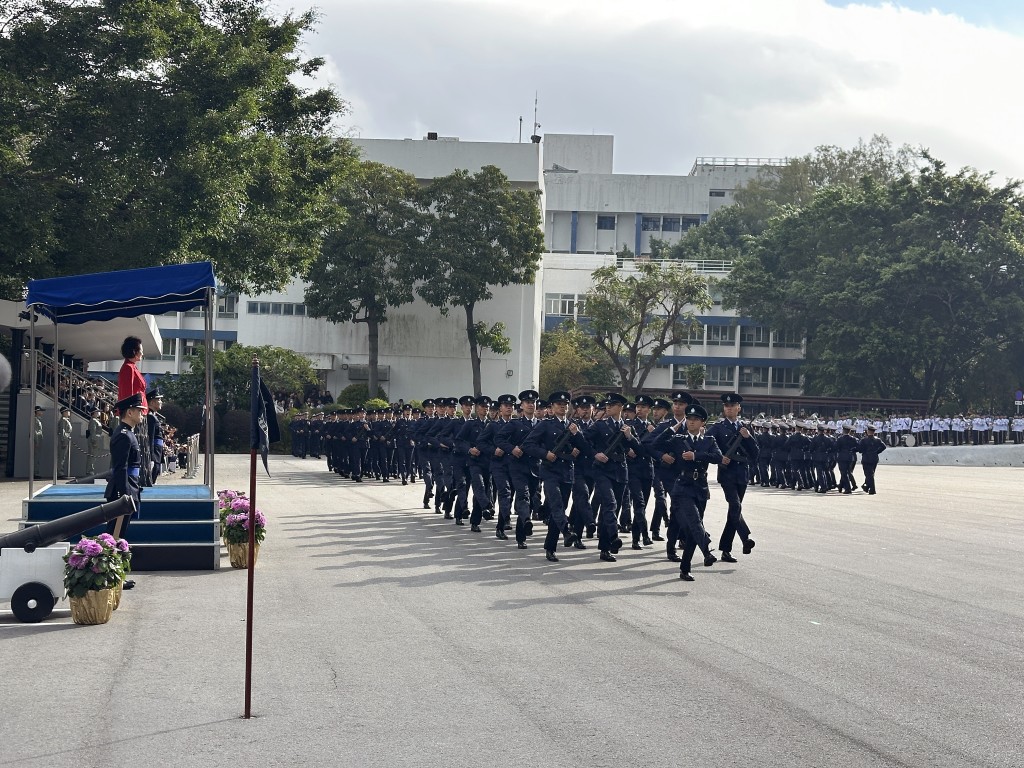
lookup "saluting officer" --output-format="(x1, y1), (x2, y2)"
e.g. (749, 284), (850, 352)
(586, 392), (638, 562)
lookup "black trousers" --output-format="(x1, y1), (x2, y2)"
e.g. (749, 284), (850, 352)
(718, 479), (751, 554)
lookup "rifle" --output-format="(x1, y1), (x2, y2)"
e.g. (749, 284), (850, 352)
(722, 420), (750, 461)
(545, 421), (576, 462)
(594, 422), (629, 466)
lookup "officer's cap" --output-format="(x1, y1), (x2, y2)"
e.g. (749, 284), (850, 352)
(605, 392), (628, 406)
(547, 391), (572, 405)
(866, 425), (876, 432)
(652, 398), (672, 411)
(475, 395), (492, 406)
(685, 403), (709, 421)
(634, 395), (654, 407)
(496, 394), (517, 406)
(517, 389), (540, 403)
(60, 405), (70, 414)
(572, 395), (596, 407)
(459, 395), (475, 407)
(146, 387), (164, 400)
(115, 393), (145, 413)
(622, 402), (636, 413)
(720, 392), (743, 405)
(670, 390), (695, 404)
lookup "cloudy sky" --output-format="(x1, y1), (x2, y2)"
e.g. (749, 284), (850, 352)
(294, 0), (1024, 181)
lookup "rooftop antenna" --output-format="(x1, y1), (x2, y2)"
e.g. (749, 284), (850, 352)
(530, 92), (541, 144)
(519, 116), (523, 143)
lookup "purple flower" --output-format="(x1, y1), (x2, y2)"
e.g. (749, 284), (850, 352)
(254, 511), (267, 528)
(116, 539), (130, 552)
(79, 539), (103, 557)
(230, 498), (250, 512)
(68, 553), (87, 569)
(97, 533), (116, 546)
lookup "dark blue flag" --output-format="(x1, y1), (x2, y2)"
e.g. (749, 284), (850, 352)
(251, 366), (280, 476)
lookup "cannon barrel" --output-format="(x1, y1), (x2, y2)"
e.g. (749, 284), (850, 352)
(0, 496), (136, 554)
(66, 470), (113, 485)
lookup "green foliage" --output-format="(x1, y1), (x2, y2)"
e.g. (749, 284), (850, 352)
(721, 158), (1024, 409)
(162, 344), (317, 412)
(364, 398), (390, 410)
(417, 165), (545, 394)
(304, 161), (425, 396)
(474, 321), (512, 356)
(585, 262), (711, 395)
(539, 321), (614, 395)
(684, 364), (706, 391)
(0, 0), (356, 297)
(337, 383), (388, 407)
(220, 410), (251, 452)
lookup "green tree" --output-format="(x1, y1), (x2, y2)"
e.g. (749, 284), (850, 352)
(683, 364), (706, 391)
(417, 165), (544, 396)
(304, 161), (425, 399)
(538, 321), (614, 395)
(0, 0), (355, 297)
(721, 158), (1024, 410)
(584, 262), (711, 396)
(162, 344), (318, 411)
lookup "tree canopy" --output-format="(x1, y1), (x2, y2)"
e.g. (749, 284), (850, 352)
(416, 165), (544, 395)
(538, 321), (614, 396)
(160, 344), (318, 411)
(0, 0), (355, 297)
(721, 158), (1024, 409)
(585, 261), (711, 396)
(304, 160), (425, 398)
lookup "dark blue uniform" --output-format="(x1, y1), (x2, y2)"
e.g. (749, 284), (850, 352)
(705, 418), (758, 557)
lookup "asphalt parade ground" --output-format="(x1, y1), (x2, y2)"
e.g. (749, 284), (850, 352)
(1, 452), (1022, 768)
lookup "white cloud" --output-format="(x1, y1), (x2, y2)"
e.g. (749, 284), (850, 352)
(296, 0), (1024, 180)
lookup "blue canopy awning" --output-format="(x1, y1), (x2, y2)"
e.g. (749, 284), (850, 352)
(26, 262), (216, 324)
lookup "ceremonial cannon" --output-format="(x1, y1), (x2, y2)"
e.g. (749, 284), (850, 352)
(0, 496), (135, 623)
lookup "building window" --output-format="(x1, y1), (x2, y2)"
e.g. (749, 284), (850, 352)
(706, 325), (736, 345)
(739, 366), (769, 387)
(661, 217), (681, 232)
(159, 338), (177, 361)
(710, 190), (726, 198)
(183, 341), (204, 358)
(681, 217), (701, 231)
(705, 365), (735, 387)
(740, 325), (770, 347)
(217, 293), (238, 319)
(773, 329), (803, 348)
(679, 323), (704, 347)
(772, 367), (802, 388)
(597, 215), (616, 230)
(295, 304), (306, 316)
(641, 216), (661, 231)
(545, 293), (581, 317)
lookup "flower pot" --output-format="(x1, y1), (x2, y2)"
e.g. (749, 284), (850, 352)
(70, 589), (114, 625)
(111, 582), (123, 611)
(228, 542), (260, 569)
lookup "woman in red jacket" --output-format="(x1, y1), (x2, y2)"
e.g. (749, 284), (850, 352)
(117, 336), (148, 414)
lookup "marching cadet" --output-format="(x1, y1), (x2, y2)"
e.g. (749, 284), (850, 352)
(478, 394), (517, 540)
(499, 390), (542, 549)
(835, 424), (859, 493)
(457, 396), (494, 530)
(705, 393), (757, 562)
(392, 405), (413, 484)
(586, 392), (638, 562)
(641, 390), (693, 560)
(643, 397), (672, 542)
(625, 396), (656, 549)
(755, 420), (773, 487)
(445, 395), (476, 522)
(652, 402), (719, 581)
(349, 406), (371, 482)
(309, 412), (323, 459)
(522, 391), (589, 561)
(566, 394), (598, 547)
(809, 424), (831, 493)
(856, 425), (887, 494)
(414, 399), (437, 505)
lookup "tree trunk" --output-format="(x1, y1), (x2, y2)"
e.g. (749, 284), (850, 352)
(465, 302), (482, 396)
(368, 315), (380, 401)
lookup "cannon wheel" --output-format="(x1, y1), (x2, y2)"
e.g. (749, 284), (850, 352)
(10, 582), (56, 623)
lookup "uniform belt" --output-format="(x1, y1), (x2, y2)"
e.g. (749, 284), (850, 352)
(128, 468), (141, 478)
(154, 438), (164, 447)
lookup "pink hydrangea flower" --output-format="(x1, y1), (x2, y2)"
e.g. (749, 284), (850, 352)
(79, 539), (103, 557)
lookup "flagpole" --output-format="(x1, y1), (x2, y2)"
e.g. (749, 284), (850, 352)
(244, 355), (259, 719)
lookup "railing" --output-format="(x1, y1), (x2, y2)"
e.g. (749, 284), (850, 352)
(617, 256), (734, 273)
(184, 433), (201, 479)
(28, 351), (120, 420)
(691, 156), (789, 173)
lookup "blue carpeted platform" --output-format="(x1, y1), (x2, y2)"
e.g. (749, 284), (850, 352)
(24, 484), (220, 570)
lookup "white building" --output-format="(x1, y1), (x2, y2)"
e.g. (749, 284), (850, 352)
(95, 133), (805, 401)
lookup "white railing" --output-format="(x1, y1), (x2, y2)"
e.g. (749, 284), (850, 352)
(184, 433), (201, 479)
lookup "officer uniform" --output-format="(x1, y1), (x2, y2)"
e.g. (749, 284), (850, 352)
(585, 392), (639, 562)
(705, 393), (758, 560)
(652, 402), (720, 581)
(856, 426), (887, 494)
(145, 389), (166, 485)
(105, 393), (144, 540)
